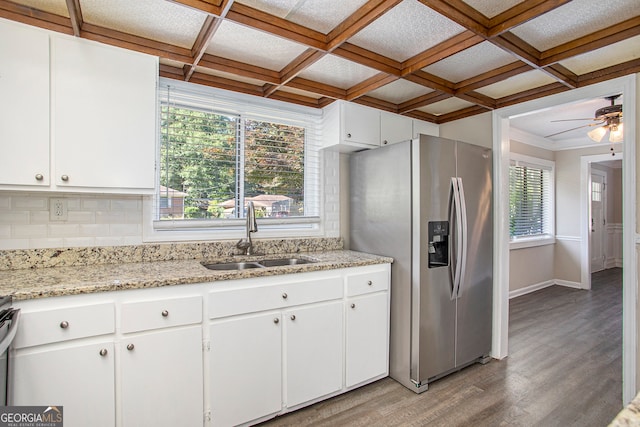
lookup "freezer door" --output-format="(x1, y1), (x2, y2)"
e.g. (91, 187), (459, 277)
(455, 141), (493, 367)
(411, 135), (457, 384)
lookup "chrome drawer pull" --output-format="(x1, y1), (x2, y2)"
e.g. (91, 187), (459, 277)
(99, 348), (108, 357)
(161, 310), (169, 317)
(127, 343), (135, 351)
(60, 321), (69, 329)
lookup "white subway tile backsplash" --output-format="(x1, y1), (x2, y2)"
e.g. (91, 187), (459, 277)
(28, 238), (65, 249)
(67, 211), (95, 223)
(0, 239), (29, 249)
(79, 224), (110, 237)
(13, 196), (48, 210)
(0, 225), (10, 238)
(95, 236), (125, 246)
(81, 199), (111, 211)
(111, 199), (142, 211)
(62, 237), (96, 247)
(109, 223), (140, 236)
(95, 211), (126, 224)
(0, 211), (30, 225)
(48, 223), (80, 237)
(12, 224), (47, 238)
(0, 196), (11, 210)
(30, 211), (51, 224)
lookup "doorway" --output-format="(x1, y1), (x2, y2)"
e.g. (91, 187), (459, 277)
(492, 75), (637, 404)
(590, 169), (607, 274)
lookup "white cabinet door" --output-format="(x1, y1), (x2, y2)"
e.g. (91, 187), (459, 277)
(412, 119), (439, 139)
(12, 341), (115, 427)
(120, 326), (203, 427)
(345, 292), (389, 387)
(0, 20), (50, 187)
(342, 102), (380, 147)
(284, 301), (343, 407)
(210, 312), (282, 427)
(380, 112), (413, 146)
(51, 36), (157, 191)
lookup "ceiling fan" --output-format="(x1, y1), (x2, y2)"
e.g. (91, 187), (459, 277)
(545, 95), (624, 143)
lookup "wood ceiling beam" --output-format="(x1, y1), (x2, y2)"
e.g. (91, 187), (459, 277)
(188, 71), (264, 97)
(226, 3), (326, 50)
(333, 42), (402, 75)
(487, 0), (571, 37)
(198, 53), (280, 83)
(490, 32), (541, 67)
(0, 1), (72, 34)
(159, 64), (186, 79)
(326, 0), (402, 50)
(402, 31), (483, 74)
(354, 96), (400, 114)
(269, 90), (325, 108)
(403, 70), (455, 94)
(542, 63), (578, 88)
(64, 0), (83, 36)
(286, 77), (347, 100)
(577, 58), (640, 87)
(495, 82), (568, 109)
(346, 73), (398, 100)
(165, 0), (228, 17)
(404, 110), (438, 123)
(398, 91), (452, 114)
(436, 105), (490, 123)
(184, 15), (224, 81)
(454, 91), (496, 109)
(454, 61), (532, 93)
(539, 17), (640, 66)
(417, 0), (488, 36)
(262, 49), (326, 98)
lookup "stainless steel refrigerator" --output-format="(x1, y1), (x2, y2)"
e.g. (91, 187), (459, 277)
(349, 134), (492, 393)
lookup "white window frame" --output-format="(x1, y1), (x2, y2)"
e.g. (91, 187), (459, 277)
(509, 153), (556, 249)
(143, 78), (332, 243)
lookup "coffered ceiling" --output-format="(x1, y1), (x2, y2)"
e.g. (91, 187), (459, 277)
(1, 0), (639, 124)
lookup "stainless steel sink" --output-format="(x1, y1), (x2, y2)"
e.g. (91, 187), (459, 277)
(202, 257), (316, 271)
(259, 258), (314, 267)
(202, 261), (263, 271)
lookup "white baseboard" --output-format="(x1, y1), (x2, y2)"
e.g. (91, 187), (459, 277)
(509, 278), (584, 299)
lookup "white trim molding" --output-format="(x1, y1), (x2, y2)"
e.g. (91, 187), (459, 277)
(509, 279), (583, 299)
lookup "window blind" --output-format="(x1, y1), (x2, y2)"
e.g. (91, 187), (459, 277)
(509, 159), (554, 238)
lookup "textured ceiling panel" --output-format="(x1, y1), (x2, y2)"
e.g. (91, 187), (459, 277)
(14, 0), (69, 17)
(461, 0), (524, 18)
(297, 54), (379, 89)
(475, 70), (556, 99)
(423, 42), (516, 83)
(560, 35), (640, 75)
(511, 0), (640, 51)
(237, 0), (369, 34)
(205, 20), (308, 71)
(366, 79), (433, 104)
(417, 98), (476, 116)
(347, 0), (466, 62)
(80, 0), (205, 48)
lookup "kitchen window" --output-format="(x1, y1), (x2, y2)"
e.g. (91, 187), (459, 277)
(147, 79), (322, 240)
(509, 154), (555, 248)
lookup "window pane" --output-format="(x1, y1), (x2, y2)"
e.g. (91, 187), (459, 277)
(160, 105), (239, 220)
(509, 164), (551, 238)
(244, 119), (305, 218)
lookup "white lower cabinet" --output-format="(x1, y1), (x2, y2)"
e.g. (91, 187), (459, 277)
(120, 326), (203, 427)
(346, 292), (389, 387)
(284, 301), (343, 407)
(210, 312), (283, 427)
(12, 341), (116, 427)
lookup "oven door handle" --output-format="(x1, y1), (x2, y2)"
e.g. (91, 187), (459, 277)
(0, 309), (20, 355)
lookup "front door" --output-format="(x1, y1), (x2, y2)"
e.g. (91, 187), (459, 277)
(590, 171), (606, 273)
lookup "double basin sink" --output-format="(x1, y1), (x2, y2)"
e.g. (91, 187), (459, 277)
(202, 257), (315, 271)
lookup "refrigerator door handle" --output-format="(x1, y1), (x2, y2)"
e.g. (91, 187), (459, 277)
(449, 177), (463, 300)
(455, 177), (468, 299)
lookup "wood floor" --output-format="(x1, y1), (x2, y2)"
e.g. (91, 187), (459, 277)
(259, 268), (623, 427)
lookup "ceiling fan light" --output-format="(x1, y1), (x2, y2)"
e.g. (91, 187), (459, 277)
(588, 126), (607, 142)
(609, 123), (624, 143)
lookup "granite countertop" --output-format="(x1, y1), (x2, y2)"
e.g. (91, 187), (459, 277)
(609, 392), (640, 426)
(0, 250), (393, 301)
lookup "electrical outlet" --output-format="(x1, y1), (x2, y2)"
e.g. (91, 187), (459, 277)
(50, 198), (68, 221)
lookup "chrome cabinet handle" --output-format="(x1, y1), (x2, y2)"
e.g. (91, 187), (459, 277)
(383, 140), (388, 145)
(273, 318), (280, 324)
(347, 133), (352, 138)
(99, 348), (108, 357)
(60, 321), (69, 329)
(351, 303), (356, 309)
(161, 310), (169, 317)
(368, 280), (372, 286)
(127, 343), (135, 351)
(282, 293), (288, 299)
(290, 315), (296, 321)
(35, 174), (44, 181)
(61, 175), (69, 182)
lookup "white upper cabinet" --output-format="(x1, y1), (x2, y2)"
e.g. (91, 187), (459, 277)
(0, 19), (158, 194)
(380, 112), (413, 146)
(0, 19), (50, 187)
(412, 118), (439, 139)
(51, 36), (157, 192)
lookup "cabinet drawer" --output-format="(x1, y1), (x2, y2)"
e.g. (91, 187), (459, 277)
(346, 269), (389, 297)
(13, 303), (115, 349)
(209, 276), (342, 319)
(121, 296), (202, 333)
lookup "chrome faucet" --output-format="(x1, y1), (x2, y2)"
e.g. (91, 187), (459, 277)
(236, 201), (258, 255)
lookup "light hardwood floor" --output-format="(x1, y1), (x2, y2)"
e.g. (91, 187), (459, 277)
(259, 268), (623, 426)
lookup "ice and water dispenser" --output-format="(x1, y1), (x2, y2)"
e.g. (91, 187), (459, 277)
(428, 221), (449, 268)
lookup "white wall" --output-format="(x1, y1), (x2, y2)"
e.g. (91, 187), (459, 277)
(439, 112), (493, 147)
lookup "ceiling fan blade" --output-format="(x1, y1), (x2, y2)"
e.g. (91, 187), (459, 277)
(550, 118), (597, 122)
(544, 122), (604, 138)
